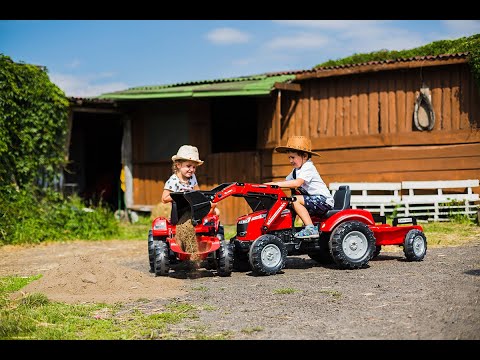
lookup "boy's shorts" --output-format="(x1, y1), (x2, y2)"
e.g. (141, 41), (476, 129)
(303, 195), (333, 217)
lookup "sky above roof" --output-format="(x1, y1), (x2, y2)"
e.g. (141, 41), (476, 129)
(1, 20), (479, 98)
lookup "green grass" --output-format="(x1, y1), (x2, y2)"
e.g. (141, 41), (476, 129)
(115, 214), (152, 240)
(421, 221), (480, 247)
(191, 286), (208, 292)
(0, 276), (229, 340)
(274, 288), (297, 295)
(241, 326), (264, 334)
(319, 289), (342, 299)
(224, 225), (236, 240)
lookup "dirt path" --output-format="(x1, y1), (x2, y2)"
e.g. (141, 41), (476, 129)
(1, 239), (479, 340)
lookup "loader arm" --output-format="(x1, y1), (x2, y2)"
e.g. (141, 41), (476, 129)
(176, 182), (294, 232)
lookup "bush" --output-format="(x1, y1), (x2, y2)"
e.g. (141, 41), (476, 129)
(0, 185), (119, 245)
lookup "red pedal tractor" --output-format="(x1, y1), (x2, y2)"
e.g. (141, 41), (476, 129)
(149, 182), (427, 276)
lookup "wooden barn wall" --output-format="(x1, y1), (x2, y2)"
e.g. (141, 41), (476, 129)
(130, 98), (262, 224)
(265, 63), (480, 194)
(131, 99), (211, 207)
(200, 151), (262, 224)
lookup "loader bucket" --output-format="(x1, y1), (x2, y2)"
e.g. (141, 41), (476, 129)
(170, 190), (211, 226)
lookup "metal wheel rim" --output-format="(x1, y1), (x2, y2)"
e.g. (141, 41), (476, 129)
(412, 235), (425, 256)
(261, 244), (282, 268)
(342, 230), (368, 260)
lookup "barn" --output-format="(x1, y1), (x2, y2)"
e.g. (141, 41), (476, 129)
(66, 52), (480, 224)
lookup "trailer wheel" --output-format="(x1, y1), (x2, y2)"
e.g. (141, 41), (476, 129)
(330, 221), (376, 269)
(147, 230), (155, 273)
(403, 229), (427, 261)
(153, 241), (170, 276)
(249, 235), (287, 276)
(216, 240), (234, 277)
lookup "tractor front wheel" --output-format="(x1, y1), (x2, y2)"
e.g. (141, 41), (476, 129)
(153, 241), (170, 276)
(330, 221), (376, 269)
(249, 235), (287, 276)
(216, 240), (234, 277)
(403, 229), (427, 261)
(147, 230), (155, 273)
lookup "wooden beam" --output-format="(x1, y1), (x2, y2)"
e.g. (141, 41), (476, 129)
(275, 90), (281, 144)
(274, 82), (302, 92)
(296, 57), (469, 81)
(122, 116), (134, 209)
(309, 129), (480, 151)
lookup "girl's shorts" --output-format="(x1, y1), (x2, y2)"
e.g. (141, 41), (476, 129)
(303, 195), (333, 217)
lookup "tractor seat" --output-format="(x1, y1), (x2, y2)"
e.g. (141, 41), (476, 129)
(317, 185), (351, 220)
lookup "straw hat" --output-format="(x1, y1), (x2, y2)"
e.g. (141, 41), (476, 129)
(274, 136), (320, 157)
(171, 145), (204, 165)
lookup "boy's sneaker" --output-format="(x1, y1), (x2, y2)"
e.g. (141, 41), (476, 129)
(294, 225), (319, 239)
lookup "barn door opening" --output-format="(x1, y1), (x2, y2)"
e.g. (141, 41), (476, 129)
(211, 96), (258, 153)
(64, 112), (123, 210)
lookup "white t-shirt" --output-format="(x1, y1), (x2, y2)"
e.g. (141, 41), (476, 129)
(164, 173), (198, 192)
(286, 160), (334, 207)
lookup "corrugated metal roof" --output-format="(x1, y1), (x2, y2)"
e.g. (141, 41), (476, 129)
(96, 52), (469, 101)
(98, 74), (296, 100)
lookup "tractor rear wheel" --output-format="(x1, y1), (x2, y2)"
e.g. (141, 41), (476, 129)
(249, 235), (287, 276)
(153, 241), (170, 276)
(147, 230), (155, 273)
(330, 221), (376, 269)
(403, 229), (427, 261)
(216, 240), (234, 277)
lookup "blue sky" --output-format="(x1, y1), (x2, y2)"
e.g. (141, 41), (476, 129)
(1, 20), (479, 98)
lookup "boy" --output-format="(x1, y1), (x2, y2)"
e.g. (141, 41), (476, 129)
(265, 136), (333, 238)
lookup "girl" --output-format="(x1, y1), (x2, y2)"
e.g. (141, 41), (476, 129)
(162, 145), (218, 215)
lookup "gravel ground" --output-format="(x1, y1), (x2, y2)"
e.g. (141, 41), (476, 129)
(1, 239), (479, 340)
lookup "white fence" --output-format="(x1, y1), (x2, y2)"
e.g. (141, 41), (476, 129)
(329, 179), (480, 221)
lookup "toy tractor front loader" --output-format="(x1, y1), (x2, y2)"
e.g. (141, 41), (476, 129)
(149, 183), (233, 277)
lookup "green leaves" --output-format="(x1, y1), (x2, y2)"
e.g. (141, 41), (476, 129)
(315, 34), (480, 91)
(0, 54), (69, 189)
